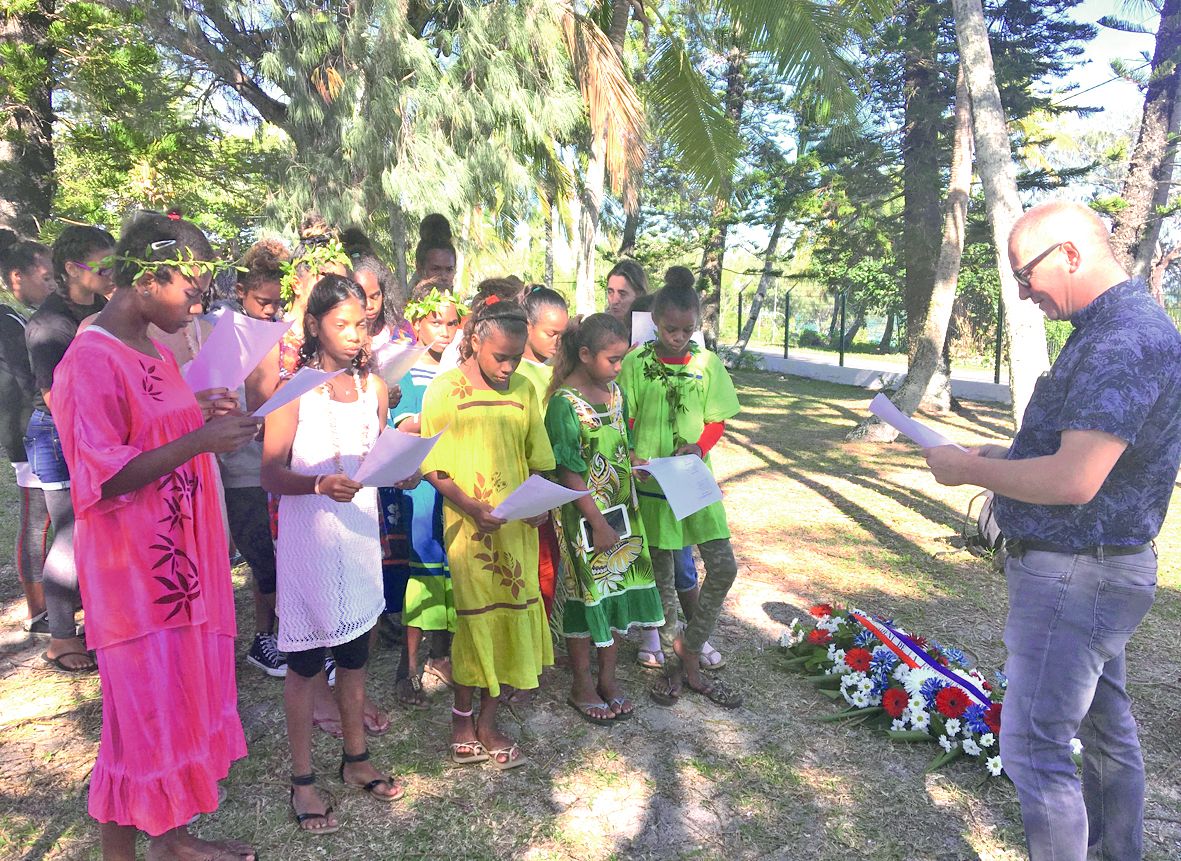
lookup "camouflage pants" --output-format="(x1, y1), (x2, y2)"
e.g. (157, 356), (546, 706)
(650, 538), (738, 656)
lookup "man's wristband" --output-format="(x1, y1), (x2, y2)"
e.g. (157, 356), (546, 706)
(313, 474), (325, 495)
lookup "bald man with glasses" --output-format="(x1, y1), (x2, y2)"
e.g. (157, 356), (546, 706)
(924, 200), (1181, 860)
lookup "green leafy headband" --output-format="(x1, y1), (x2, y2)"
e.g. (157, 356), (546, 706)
(404, 287), (469, 323)
(111, 240), (240, 283)
(280, 237), (351, 303)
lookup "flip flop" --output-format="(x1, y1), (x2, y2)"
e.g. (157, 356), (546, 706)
(423, 661), (455, 689)
(649, 679), (682, 707)
(486, 744), (528, 771)
(699, 642), (726, 671)
(364, 708), (392, 736)
(289, 776), (340, 836)
(449, 740), (489, 765)
(312, 716), (344, 739)
(636, 649), (665, 669)
(340, 750), (404, 802)
(567, 697), (616, 725)
(685, 678), (744, 709)
(41, 650), (96, 674)
(603, 695), (635, 720)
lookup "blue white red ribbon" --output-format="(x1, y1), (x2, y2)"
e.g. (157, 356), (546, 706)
(849, 608), (991, 707)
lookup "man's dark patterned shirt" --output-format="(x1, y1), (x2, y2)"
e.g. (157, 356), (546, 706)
(994, 279), (1181, 546)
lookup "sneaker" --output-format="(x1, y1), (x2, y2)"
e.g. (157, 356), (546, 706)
(21, 611), (50, 636)
(246, 632), (287, 678)
(324, 655), (336, 687)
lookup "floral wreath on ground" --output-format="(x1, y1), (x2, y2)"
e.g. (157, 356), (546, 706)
(777, 603), (1079, 780)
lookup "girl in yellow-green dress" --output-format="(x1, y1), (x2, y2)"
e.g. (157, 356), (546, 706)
(420, 296), (555, 770)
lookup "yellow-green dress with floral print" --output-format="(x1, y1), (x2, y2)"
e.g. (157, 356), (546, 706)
(420, 367), (556, 696)
(544, 382), (664, 647)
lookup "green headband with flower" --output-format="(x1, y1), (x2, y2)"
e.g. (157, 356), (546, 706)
(404, 287), (469, 323)
(280, 236), (351, 304)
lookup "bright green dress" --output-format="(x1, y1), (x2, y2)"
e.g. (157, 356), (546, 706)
(517, 358), (554, 407)
(545, 383), (665, 646)
(617, 343), (741, 550)
(420, 367), (556, 696)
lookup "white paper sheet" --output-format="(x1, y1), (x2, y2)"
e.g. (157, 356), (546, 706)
(629, 310), (706, 348)
(372, 342), (428, 388)
(490, 474), (589, 521)
(868, 393), (966, 450)
(640, 455), (723, 521)
(353, 427), (444, 486)
(183, 311), (291, 393)
(251, 367), (345, 418)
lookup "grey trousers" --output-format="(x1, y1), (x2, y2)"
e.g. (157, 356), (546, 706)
(1001, 547), (1156, 861)
(43, 488), (80, 640)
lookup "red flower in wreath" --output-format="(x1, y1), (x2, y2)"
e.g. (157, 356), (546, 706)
(984, 702), (1003, 734)
(882, 688), (909, 719)
(808, 603), (834, 618)
(844, 647), (873, 673)
(806, 629), (831, 646)
(935, 686), (971, 719)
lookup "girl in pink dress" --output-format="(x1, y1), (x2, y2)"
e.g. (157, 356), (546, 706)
(53, 212), (260, 860)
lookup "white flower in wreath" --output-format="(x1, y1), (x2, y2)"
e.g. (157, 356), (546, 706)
(986, 755), (1003, 777)
(979, 732), (995, 748)
(1070, 737), (1083, 756)
(939, 735), (956, 753)
(904, 667), (939, 696)
(816, 616), (844, 633)
(890, 718), (907, 732)
(909, 695), (925, 713)
(944, 718), (962, 737)
(839, 671), (867, 689)
(827, 645), (846, 664)
(778, 627), (804, 648)
(910, 709), (931, 732)
(851, 691), (871, 708)
(961, 737), (982, 757)
(893, 664), (912, 683)
(856, 677), (874, 694)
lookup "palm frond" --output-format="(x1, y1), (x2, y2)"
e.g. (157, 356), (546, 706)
(555, 0), (646, 210)
(646, 36), (744, 195)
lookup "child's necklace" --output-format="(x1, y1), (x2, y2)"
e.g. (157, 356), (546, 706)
(319, 365), (371, 475)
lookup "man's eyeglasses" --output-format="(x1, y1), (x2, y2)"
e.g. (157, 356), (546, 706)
(69, 260), (114, 278)
(1012, 242), (1064, 290)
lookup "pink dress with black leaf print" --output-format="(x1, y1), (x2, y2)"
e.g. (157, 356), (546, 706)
(53, 326), (245, 835)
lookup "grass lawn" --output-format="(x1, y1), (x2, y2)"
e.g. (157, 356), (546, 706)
(2, 370), (1179, 860)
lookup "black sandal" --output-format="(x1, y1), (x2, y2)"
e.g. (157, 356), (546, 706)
(685, 678), (744, 709)
(339, 749), (404, 802)
(290, 772), (340, 835)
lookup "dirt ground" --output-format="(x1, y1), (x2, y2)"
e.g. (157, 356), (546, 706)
(2, 370), (1179, 860)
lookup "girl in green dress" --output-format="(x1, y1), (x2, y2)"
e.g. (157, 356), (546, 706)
(618, 283), (743, 709)
(545, 314), (665, 723)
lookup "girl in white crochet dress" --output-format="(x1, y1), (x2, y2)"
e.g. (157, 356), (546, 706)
(262, 274), (415, 835)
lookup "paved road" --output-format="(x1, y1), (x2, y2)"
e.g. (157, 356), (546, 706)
(744, 345), (1011, 404)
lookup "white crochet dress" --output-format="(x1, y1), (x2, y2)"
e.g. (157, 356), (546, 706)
(276, 378), (384, 652)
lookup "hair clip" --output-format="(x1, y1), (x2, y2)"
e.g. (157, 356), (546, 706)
(150, 239), (177, 252)
(485, 295), (501, 306)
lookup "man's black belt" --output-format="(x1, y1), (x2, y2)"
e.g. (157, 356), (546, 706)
(1005, 539), (1155, 560)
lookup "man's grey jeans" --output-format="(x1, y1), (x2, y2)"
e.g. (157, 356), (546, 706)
(1002, 546), (1157, 860)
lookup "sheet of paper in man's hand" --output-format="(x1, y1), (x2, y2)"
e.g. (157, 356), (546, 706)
(640, 455), (723, 520)
(868, 393), (966, 450)
(490, 475), (589, 521)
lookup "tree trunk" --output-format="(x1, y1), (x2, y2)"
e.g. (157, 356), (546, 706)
(848, 65), (973, 442)
(951, 0), (1048, 424)
(544, 202), (556, 289)
(1132, 82), (1181, 281)
(901, 1), (944, 360)
(731, 214), (785, 362)
(828, 291), (842, 345)
(573, 0), (630, 315)
(1150, 243), (1181, 303)
(0, 0), (55, 235)
(1112, 0), (1181, 270)
(842, 308), (866, 349)
(619, 203), (640, 257)
(389, 203), (409, 298)
(698, 46), (748, 351)
(878, 311), (895, 353)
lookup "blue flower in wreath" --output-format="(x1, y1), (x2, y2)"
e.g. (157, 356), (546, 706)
(870, 647), (899, 676)
(939, 645), (970, 669)
(994, 670), (1008, 690)
(853, 628), (875, 648)
(920, 677), (948, 710)
(963, 703), (991, 735)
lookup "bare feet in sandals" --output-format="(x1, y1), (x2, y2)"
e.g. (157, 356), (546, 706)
(596, 681), (635, 719)
(477, 725), (527, 770)
(146, 827), (257, 859)
(43, 635), (96, 673)
(396, 674), (429, 708)
(363, 696), (391, 735)
(450, 709), (488, 764)
(424, 657), (453, 688)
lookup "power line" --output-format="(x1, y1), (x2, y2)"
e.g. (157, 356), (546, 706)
(1049, 61), (1150, 107)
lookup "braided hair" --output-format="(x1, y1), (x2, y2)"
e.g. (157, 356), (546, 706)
(458, 295), (528, 362)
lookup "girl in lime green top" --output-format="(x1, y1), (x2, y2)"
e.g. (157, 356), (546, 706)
(617, 283), (743, 709)
(545, 314), (664, 724)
